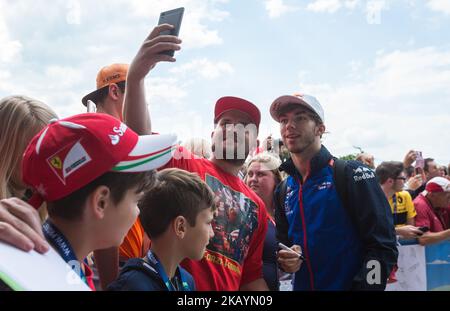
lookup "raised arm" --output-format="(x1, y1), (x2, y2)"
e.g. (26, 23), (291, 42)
(123, 24), (182, 135)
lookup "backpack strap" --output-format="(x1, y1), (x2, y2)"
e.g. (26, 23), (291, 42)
(332, 158), (349, 209)
(332, 158), (362, 232)
(277, 178), (288, 210)
(274, 178), (293, 246)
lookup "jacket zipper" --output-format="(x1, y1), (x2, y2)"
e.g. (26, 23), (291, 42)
(297, 177), (315, 290)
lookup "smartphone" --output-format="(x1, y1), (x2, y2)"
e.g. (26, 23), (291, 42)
(418, 226), (429, 233)
(415, 151), (424, 169)
(157, 7), (184, 56)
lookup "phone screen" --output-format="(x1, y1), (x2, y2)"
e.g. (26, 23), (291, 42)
(158, 7), (184, 56)
(415, 151), (424, 169)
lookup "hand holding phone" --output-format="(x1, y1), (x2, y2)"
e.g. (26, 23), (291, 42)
(418, 226), (429, 233)
(126, 13), (183, 82)
(157, 7), (184, 57)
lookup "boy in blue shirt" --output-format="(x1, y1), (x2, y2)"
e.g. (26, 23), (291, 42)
(108, 168), (215, 291)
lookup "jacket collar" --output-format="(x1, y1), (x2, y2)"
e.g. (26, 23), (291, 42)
(280, 145), (334, 179)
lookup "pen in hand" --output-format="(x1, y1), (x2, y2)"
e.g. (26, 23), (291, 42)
(278, 242), (306, 261)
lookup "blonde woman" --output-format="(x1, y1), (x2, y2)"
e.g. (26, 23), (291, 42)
(244, 152), (283, 290)
(0, 95), (57, 219)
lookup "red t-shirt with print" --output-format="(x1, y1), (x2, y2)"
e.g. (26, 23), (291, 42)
(165, 146), (268, 291)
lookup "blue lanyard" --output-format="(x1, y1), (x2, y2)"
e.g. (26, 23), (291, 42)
(146, 250), (190, 291)
(392, 194), (398, 226)
(42, 220), (88, 285)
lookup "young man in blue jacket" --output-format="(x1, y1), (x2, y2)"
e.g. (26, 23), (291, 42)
(270, 93), (397, 290)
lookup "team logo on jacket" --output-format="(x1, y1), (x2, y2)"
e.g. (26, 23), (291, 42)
(353, 166), (375, 182)
(317, 181), (332, 190)
(284, 185), (295, 216)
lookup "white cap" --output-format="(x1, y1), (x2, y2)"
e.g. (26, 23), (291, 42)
(270, 93), (324, 123)
(425, 177), (450, 194)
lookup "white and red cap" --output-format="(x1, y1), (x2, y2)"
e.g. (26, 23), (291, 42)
(22, 113), (177, 208)
(270, 93), (324, 123)
(425, 177), (450, 194)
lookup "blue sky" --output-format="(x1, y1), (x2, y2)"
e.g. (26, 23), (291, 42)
(0, 0), (449, 165)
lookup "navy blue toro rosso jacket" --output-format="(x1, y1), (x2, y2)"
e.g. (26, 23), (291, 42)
(275, 145), (398, 291)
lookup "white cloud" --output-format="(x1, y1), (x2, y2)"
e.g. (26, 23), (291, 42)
(427, 0), (450, 15)
(66, 0), (82, 25)
(306, 0), (360, 13)
(371, 47), (450, 98)
(344, 0), (360, 10)
(306, 0), (342, 13)
(366, 0), (388, 24)
(45, 66), (84, 90)
(180, 21), (223, 48)
(0, 2), (22, 63)
(170, 58), (234, 79)
(265, 0), (297, 18)
(296, 47), (450, 163)
(147, 77), (188, 108)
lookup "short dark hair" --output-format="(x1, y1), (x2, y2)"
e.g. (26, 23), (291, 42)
(375, 161), (404, 184)
(96, 81), (126, 105)
(139, 168), (215, 239)
(424, 158), (435, 173)
(47, 171), (154, 221)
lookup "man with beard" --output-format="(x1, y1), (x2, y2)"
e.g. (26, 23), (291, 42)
(270, 93), (397, 290)
(122, 96), (268, 291)
(160, 96), (268, 290)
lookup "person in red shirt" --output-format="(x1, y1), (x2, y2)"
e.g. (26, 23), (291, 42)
(159, 97), (268, 291)
(414, 177), (450, 245)
(117, 27), (269, 291)
(122, 96), (269, 291)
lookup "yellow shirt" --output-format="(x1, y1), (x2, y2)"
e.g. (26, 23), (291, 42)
(388, 191), (416, 227)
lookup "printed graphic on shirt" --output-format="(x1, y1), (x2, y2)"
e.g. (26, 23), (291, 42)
(205, 174), (258, 266)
